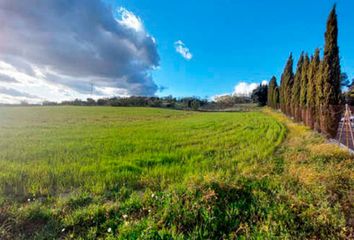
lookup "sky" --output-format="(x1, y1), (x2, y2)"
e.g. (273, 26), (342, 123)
(0, 0), (353, 103)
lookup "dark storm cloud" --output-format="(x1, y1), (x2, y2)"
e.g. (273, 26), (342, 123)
(0, 73), (18, 83)
(0, 0), (160, 96)
(0, 87), (38, 99)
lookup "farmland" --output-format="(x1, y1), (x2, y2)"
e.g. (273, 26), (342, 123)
(0, 107), (353, 239)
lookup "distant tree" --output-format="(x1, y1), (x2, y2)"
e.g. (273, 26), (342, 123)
(340, 73), (350, 88)
(42, 101), (58, 106)
(300, 54), (310, 121)
(291, 53), (304, 120)
(161, 95), (176, 108)
(251, 84), (268, 106)
(97, 98), (109, 106)
(86, 98), (96, 106)
(320, 5), (342, 137)
(147, 97), (162, 107)
(191, 100), (201, 110)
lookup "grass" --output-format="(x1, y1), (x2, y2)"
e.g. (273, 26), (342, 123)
(0, 106), (352, 239)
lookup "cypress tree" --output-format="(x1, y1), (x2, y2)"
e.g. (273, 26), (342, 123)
(291, 53), (304, 120)
(320, 5), (342, 137)
(273, 86), (280, 109)
(307, 49), (321, 129)
(300, 54), (310, 122)
(315, 60), (324, 132)
(280, 54), (294, 115)
(268, 76), (277, 108)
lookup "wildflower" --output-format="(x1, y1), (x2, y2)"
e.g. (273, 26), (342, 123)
(151, 193), (155, 198)
(123, 214), (128, 219)
(27, 198), (31, 202)
(61, 228), (65, 232)
(148, 209), (151, 213)
(107, 227), (112, 233)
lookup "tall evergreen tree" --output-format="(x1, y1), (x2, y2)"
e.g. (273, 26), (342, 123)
(273, 86), (280, 109)
(300, 54), (310, 122)
(268, 76), (277, 108)
(280, 54), (294, 115)
(320, 5), (342, 137)
(307, 49), (321, 129)
(315, 60), (324, 131)
(291, 53), (304, 120)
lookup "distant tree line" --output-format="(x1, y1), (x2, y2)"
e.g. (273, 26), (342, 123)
(40, 95), (255, 111)
(267, 6), (344, 138)
(43, 96), (209, 111)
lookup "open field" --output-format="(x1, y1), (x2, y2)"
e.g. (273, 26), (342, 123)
(0, 107), (353, 239)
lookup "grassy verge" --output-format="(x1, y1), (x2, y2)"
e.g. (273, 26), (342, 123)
(262, 108), (353, 238)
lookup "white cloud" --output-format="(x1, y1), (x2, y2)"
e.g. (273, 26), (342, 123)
(211, 81), (266, 100)
(94, 86), (129, 97)
(118, 7), (144, 32)
(232, 82), (259, 96)
(174, 40), (193, 60)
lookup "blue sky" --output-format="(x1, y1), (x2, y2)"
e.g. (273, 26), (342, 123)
(110, 0), (354, 98)
(0, 0), (353, 103)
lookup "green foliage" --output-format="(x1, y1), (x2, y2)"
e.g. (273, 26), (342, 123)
(316, 61), (324, 111)
(280, 54), (294, 116)
(43, 96), (210, 111)
(320, 5), (342, 137)
(276, 6), (343, 137)
(251, 84), (268, 106)
(300, 54), (310, 109)
(190, 100), (201, 111)
(306, 49), (321, 128)
(267, 76), (278, 108)
(291, 53), (304, 120)
(340, 73), (350, 88)
(273, 86), (280, 108)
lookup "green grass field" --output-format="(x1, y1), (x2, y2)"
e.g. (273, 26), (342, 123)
(0, 107), (352, 239)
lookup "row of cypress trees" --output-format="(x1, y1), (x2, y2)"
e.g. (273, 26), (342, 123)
(267, 6), (342, 138)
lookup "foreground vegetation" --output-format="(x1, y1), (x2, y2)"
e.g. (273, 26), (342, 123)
(0, 107), (352, 239)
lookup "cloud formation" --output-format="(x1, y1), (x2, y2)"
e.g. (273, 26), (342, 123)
(0, 73), (18, 83)
(0, 0), (160, 103)
(233, 82), (259, 96)
(174, 41), (193, 60)
(261, 80), (268, 86)
(0, 87), (38, 99)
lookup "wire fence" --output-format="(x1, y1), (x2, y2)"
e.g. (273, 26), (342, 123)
(336, 104), (354, 150)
